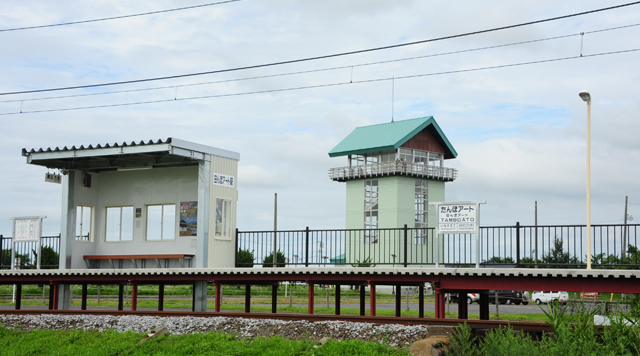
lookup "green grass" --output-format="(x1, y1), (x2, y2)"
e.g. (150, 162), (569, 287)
(0, 326), (410, 356)
(447, 300), (640, 356)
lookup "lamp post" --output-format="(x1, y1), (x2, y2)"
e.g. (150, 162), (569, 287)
(579, 90), (592, 270)
(391, 254), (397, 294)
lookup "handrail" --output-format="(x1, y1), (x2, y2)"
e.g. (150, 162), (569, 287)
(328, 161), (457, 181)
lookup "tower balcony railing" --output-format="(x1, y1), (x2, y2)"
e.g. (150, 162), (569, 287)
(328, 161), (457, 182)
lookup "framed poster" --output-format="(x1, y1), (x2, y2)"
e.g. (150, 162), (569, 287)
(179, 201), (198, 236)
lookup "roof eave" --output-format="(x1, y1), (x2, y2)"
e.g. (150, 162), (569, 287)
(328, 144), (397, 158)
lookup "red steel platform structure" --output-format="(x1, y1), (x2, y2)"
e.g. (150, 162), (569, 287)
(1, 267), (639, 320)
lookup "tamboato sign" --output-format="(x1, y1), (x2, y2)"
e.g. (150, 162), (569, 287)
(430, 201), (486, 235)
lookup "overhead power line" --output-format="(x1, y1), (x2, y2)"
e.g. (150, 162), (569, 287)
(0, 0), (241, 33)
(2, 47), (638, 116)
(1, 0), (639, 97)
(4, 22), (638, 105)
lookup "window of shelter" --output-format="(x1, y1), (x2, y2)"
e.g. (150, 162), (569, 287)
(105, 206), (133, 242)
(75, 205), (93, 241)
(146, 204), (176, 240)
(215, 199), (231, 238)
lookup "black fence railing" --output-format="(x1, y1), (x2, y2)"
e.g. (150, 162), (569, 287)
(0, 234), (61, 269)
(236, 223), (640, 268)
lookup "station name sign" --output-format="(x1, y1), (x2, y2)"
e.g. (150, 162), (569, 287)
(45, 172), (62, 184)
(213, 173), (235, 188)
(430, 201), (486, 235)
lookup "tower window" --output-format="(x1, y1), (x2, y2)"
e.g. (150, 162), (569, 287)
(414, 180), (428, 244)
(364, 180), (379, 244)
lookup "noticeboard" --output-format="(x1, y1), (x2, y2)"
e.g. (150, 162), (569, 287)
(13, 218), (42, 242)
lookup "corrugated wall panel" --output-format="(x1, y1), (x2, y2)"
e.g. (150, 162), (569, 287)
(208, 155), (239, 267)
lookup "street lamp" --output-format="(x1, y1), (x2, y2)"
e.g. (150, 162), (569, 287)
(579, 90), (592, 270)
(391, 254), (397, 294)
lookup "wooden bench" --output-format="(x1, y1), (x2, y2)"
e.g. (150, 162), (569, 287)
(83, 254), (194, 269)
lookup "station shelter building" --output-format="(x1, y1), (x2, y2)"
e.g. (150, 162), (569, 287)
(22, 138), (239, 271)
(328, 117), (457, 265)
(23, 138), (239, 310)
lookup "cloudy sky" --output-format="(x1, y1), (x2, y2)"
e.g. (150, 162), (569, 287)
(1, 0), (639, 236)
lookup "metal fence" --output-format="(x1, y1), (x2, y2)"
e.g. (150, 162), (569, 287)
(237, 223), (640, 268)
(0, 234), (61, 269)
(3, 223), (638, 269)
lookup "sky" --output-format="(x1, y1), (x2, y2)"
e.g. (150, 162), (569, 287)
(0, 0), (639, 237)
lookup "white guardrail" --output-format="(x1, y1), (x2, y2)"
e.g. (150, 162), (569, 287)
(329, 162), (458, 181)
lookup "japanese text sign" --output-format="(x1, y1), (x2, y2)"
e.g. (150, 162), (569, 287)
(213, 173), (235, 188)
(431, 201), (485, 235)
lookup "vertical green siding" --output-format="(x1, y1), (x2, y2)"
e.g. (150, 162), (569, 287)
(343, 176), (448, 266)
(428, 180), (445, 229)
(345, 180), (364, 230)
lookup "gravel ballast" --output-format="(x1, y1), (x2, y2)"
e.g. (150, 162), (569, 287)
(0, 314), (429, 347)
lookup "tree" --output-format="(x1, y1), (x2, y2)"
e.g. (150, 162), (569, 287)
(542, 237), (580, 267)
(33, 247), (59, 269)
(236, 249), (254, 268)
(1, 249), (31, 268)
(262, 250), (286, 267)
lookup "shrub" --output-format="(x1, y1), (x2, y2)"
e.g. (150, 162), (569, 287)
(262, 250), (286, 268)
(351, 257), (376, 267)
(33, 246), (59, 269)
(236, 249), (254, 268)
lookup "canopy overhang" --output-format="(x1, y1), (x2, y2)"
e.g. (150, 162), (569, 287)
(22, 138), (239, 173)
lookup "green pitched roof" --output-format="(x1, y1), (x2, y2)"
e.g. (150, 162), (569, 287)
(328, 116), (457, 159)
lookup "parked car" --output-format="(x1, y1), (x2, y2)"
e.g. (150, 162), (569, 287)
(488, 290), (528, 305)
(449, 293), (480, 304)
(532, 291), (569, 305)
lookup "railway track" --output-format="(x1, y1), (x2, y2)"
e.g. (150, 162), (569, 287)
(0, 309), (553, 333)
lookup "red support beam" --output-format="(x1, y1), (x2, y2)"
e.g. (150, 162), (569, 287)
(214, 283), (221, 312)
(131, 283), (138, 311)
(308, 283), (314, 315)
(52, 284), (59, 310)
(435, 288), (445, 319)
(369, 283), (376, 317)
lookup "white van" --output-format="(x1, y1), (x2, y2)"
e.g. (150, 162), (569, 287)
(532, 291), (569, 305)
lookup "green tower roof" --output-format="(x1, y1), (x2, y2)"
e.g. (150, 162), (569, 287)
(328, 116), (457, 159)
